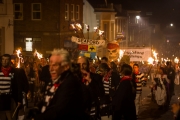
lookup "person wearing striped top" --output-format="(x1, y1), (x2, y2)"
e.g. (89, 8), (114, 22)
(0, 54), (29, 120)
(99, 63), (119, 120)
(0, 54), (14, 120)
(132, 63), (145, 118)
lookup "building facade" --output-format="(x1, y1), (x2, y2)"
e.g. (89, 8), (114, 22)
(0, 0), (14, 55)
(13, 0), (83, 57)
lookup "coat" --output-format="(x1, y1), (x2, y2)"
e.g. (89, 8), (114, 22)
(34, 70), (83, 120)
(112, 77), (136, 120)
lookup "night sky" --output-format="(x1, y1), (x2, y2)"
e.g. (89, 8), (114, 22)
(111, 0), (180, 28)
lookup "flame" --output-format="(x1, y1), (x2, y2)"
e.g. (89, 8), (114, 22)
(98, 30), (104, 36)
(174, 57), (179, 63)
(148, 57), (154, 64)
(94, 27), (104, 36)
(84, 24), (89, 30)
(16, 49), (24, 68)
(75, 23), (82, 30)
(70, 24), (76, 29)
(119, 50), (125, 61)
(153, 51), (158, 60)
(34, 49), (43, 59)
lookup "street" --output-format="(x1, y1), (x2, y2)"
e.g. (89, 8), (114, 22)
(138, 81), (180, 120)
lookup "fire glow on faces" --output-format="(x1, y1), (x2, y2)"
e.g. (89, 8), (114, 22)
(49, 55), (65, 80)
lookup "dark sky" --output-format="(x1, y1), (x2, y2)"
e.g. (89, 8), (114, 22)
(111, 0), (180, 28)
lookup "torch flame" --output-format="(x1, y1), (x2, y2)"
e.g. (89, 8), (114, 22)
(153, 51), (158, 60)
(34, 49), (43, 59)
(16, 49), (24, 68)
(119, 50), (125, 61)
(93, 27), (104, 36)
(174, 57), (179, 63)
(148, 57), (154, 65)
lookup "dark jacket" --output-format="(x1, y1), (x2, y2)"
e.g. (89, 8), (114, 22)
(34, 70), (83, 120)
(11, 68), (29, 103)
(112, 78), (136, 120)
(87, 73), (104, 118)
(39, 65), (51, 84)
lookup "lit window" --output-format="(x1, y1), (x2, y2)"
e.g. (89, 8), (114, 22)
(25, 38), (33, 51)
(75, 5), (79, 20)
(32, 3), (41, 20)
(65, 4), (69, 20)
(71, 4), (74, 20)
(14, 3), (23, 20)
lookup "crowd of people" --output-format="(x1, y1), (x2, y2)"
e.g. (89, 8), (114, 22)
(0, 48), (179, 120)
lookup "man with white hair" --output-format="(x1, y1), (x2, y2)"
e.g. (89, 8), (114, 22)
(34, 48), (83, 120)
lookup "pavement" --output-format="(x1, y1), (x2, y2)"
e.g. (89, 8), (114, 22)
(138, 81), (180, 120)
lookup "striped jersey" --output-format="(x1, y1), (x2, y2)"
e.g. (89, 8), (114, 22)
(102, 71), (112, 95)
(134, 72), (145, 93)
(0, 72), (12, 94)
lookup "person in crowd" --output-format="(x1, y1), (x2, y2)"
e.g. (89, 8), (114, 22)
(98, 63), (119, 120)
(27, 62), (36, 102)
(112, 64), (136, 120)
(166, 61), (175, 95)
(30, 48), (83, 120)
(110, 62), (119, 73)
(0, 54), (29, 120)
(101, 57), (108, 64)
(39, 55), (51, 93)
(132, 63), (145, 118)
(89, 59), (96, 73)
(95, 57), (108, 75)
(77, 56), (105, 120)
(153, 67), (169, 110)
(39, 58), (47, 69)
(174, 64), (180, 85)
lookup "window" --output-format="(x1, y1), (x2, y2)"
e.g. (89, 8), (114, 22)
(32, 3), (41, 20)
(75, 5), (79, 20)
(14, 3), (23, 20)
(65, 4), (69, 20)
(70, 4), (74, 20)
(25, 38), (33, 51)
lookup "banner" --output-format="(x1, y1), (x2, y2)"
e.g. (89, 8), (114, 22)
(123, 48), (151, 61)
(79, 51), (96, 59)
(71, 36), (105, 46)
(88, 45), (96, 52)
(78, 44), (88, 51)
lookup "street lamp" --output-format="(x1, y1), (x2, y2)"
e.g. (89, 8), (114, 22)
(170, 23), (173, 27)
(136, 16), (140, 24)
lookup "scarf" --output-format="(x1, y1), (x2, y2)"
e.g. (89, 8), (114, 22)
(120, 76), (132, 82)
(1, 67), (12, 77)
(103, 70), (112, 81)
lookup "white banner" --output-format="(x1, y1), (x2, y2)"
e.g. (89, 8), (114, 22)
(123, 48), (151, 61)
(71, 36), (105, 46)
